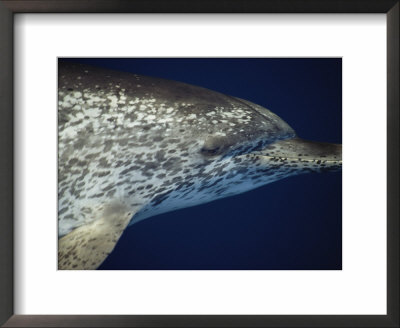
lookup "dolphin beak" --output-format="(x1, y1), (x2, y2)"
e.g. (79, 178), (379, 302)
(259, 137), (342, 172)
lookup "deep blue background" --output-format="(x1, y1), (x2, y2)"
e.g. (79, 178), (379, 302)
(61, 58), (342, 270)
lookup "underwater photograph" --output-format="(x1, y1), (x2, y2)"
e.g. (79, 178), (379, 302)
(58, 58), (342, 270)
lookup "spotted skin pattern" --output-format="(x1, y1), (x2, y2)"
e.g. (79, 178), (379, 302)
(58, 62), (342, 270)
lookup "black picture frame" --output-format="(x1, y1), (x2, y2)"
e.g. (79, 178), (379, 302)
(0, 1), (398, 327)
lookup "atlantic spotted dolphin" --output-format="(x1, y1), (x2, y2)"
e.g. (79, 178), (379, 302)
(58, 62), (341, 270)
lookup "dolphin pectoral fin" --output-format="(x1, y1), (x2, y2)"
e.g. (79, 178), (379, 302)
(58, 204), (139, 270)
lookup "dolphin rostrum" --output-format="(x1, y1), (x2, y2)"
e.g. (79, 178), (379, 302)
(58, 62), (342, 270)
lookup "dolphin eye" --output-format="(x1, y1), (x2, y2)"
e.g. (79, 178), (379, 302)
(201, 136), (229, 157)
(201, 146), (222, 156)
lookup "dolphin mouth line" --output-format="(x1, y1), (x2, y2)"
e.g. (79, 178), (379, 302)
(251, 154), (342, 164)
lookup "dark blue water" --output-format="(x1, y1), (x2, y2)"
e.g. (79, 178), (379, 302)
(61, 58), (342, 270)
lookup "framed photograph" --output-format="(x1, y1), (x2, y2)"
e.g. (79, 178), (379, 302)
(1, 1), (398, 327)
(57, 57), (342, 271)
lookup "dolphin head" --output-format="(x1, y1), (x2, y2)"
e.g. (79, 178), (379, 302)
(131, 89), (342, 222)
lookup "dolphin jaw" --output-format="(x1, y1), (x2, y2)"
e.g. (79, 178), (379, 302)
(238, 137), (342, 173)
